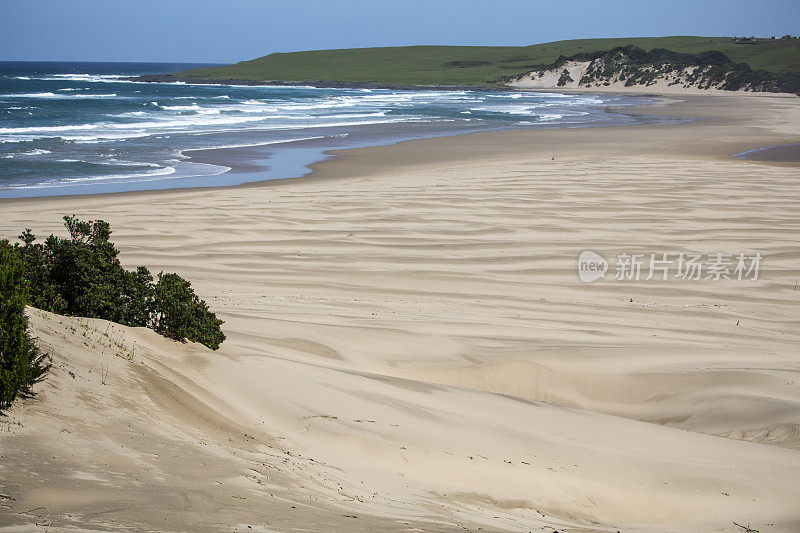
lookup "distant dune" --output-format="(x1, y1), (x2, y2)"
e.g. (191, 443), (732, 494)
(509, 46), (800, 95)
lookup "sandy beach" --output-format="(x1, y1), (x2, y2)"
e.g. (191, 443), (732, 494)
(1, 91), (800, 532)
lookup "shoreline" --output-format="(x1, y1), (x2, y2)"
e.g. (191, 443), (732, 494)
(2, 90), (798, 205)
(734, 141), (800, 162)
(0, 88), (657, 201)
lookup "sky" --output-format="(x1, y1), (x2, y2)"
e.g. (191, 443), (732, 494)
(1, 0), (799, 63)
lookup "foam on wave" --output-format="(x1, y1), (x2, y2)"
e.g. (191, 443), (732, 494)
(1, 70), (640, 195)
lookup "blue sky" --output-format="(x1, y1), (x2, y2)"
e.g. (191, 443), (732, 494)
(2, 0), (798, 63)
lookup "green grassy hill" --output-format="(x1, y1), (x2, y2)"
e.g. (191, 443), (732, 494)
(175, 36), (800, 87)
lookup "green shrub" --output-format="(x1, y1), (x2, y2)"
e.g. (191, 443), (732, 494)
(0, 240), (51, 410)
(17, 216), (225, 350)
(152, 272), (225, 350)
(20, 217), (129, 321)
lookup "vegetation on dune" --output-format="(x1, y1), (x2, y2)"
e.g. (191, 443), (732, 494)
(14, 216), (225, 351)
(0, 240), (51, 410)
(151, 272), (225, 350)
(512, 45), (800, 95)
(169, 36), (800, 87)
(557, 69), (574, 87)
(1, 215), (225, 409)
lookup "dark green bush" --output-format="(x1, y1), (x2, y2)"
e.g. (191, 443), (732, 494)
(0, 240), (51, 410)
(152, 272), (225, 350)
(16, 216), (225, 350)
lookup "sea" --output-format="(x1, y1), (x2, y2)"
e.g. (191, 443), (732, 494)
(0, 62), (665, 198)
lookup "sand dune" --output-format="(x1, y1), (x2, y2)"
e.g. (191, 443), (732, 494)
(2, 92), (800, 531)
(508, 60), (761, 95)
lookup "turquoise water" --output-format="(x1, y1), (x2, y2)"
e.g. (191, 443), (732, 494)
(0, 62), (657, 197)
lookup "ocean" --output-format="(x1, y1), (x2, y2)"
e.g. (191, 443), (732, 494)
(0, 62), (661, 198)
